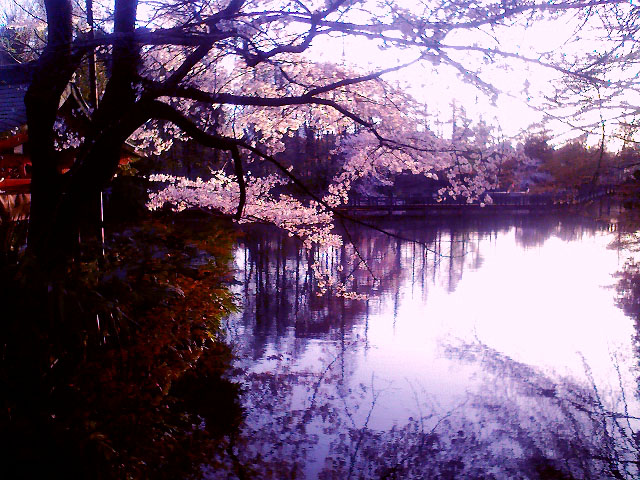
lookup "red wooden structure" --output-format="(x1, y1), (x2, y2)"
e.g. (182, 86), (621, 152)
(0, 131), (30, 193)
(0, 65), (139, 195)
(0, 131), (137, 193)
(0, 65), (139, 224)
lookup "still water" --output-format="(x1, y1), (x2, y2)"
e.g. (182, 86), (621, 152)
(220, 215), (639, 479)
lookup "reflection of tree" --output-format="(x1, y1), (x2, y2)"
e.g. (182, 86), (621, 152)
(222, 215), (631, 479)
(233, 222), (445, 362)
(222, 339), (367, 479)
(513, 214), (610, 248)
(235, 227), (371, 362)
(212, 336), (639, 479)
(444, 342), (639, 480)
(616, 259), (640, 392)
(317, 342), (639, 479)
(234, 215), (611, 360)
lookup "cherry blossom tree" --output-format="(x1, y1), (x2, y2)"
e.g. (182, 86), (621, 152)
(19, 0), (628, 270)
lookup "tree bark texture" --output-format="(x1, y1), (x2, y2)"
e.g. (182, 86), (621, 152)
(26, 0), (142, 268)
(25, 0), (76, 265)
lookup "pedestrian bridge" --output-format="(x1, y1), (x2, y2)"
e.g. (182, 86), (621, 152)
(336, 187), (616, 216)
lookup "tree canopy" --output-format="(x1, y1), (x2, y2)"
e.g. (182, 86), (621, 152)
(0, 0), (635, 268)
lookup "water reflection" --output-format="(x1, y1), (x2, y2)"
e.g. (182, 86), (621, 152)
(232, 215), (618, 350)
(220, 214), (636, 479)
(616, 258), (640, 390)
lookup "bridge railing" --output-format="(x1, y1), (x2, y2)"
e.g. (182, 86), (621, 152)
(346, 192), (557, 207)
(345, 187), (615, 208)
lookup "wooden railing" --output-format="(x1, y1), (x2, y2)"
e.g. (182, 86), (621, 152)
(342, 187), (616, 210)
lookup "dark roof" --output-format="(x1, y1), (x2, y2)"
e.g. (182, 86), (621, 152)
(0, 83), (28, 133)
(0, 63), (33, 84)
(0, 64), (33, 134)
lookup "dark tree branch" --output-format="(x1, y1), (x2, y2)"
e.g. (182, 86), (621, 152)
(163, 44), (214, 89)
(71, 29), (235, 49)
(440, 43), (609, 85)
(141, 100), (449, 256)
(26, 0), (78, 255)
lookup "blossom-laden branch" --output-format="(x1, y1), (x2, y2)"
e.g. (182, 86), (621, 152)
(142, 91), (519, 298)
(20, 0), (628, 283)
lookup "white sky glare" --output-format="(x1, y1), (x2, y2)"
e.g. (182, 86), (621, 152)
(309, 2), (632, 148)
(3, 0), (635, 149)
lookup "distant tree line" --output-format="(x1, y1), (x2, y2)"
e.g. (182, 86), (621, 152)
(523, 135), (640, 193)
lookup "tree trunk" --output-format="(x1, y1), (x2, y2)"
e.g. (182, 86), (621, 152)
(26, 0), (141, 268)
(25, 0), (77, 266)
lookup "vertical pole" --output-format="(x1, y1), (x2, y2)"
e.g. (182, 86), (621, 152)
(86, 0), (98, 109)
(100, 190), (105, 257)
(87, 0), (104, 257)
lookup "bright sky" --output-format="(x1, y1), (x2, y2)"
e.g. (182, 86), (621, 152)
(310, 6), (632, 149)
(4, 0), (633, 149)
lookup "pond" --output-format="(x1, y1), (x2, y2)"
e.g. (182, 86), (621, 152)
(217, 214), (639, 479)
